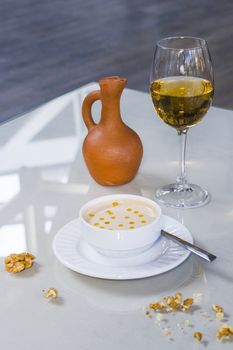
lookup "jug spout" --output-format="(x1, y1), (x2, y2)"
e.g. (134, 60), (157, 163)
(99, 76), (127, 98)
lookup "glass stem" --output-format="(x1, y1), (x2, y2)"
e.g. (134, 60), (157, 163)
(177, 129), (188, 188)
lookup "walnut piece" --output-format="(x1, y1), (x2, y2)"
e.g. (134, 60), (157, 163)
(163, 328), (171, 337)
(44, 288), (58, 299)
(212, 304), (224, 319)
(194, 331), (202, 341)
(149, 302), (165, 311)
(183, 319), (190, 327)
(182, 298), (194, 311)
(216, 324), (233, 340)
(149, 292), (194, 313)
(5, 253), (35, 273)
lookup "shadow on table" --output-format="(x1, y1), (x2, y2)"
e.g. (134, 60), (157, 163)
(55, 256), (205, 314)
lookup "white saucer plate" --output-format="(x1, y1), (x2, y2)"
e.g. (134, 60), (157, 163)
(53, 215), (193, 280)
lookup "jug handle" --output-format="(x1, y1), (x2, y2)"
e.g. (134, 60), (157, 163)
(82, 90), (101, 130)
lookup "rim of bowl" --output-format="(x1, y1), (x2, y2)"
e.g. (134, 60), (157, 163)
(79, 194), (162, 232)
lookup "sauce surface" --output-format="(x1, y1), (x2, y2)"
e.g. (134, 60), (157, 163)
(84, 200), (158, 230)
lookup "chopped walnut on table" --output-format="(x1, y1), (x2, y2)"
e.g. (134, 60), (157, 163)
(163, 328), (171, 337)
(149, 302), (165, 311)
(216, 324), (233, 340)
(212, 304), (224, 319)
(44, 288), (58, 299)
(193, 331), (202, 341)
(183, 319), (190, 327)
(5, 253), (35, 273)
(149, 292), (194, 313)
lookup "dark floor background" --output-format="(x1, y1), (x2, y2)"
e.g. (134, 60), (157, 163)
(0, 0), (233, 123)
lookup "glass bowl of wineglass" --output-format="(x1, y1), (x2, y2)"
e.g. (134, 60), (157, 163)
(150, 36), (214, 208)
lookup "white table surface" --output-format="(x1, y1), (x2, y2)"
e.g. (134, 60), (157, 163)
(0, 84), (232, 349)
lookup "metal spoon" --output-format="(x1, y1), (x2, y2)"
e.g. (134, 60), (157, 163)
(161, 230), (217, 262)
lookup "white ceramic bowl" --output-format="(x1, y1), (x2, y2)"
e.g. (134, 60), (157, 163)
(79, 194), (162, 257)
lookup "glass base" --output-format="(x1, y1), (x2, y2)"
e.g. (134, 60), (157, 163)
(155, 183), (209, 208)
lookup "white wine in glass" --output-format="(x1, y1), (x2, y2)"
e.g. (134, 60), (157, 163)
(150, 37), (214, 208)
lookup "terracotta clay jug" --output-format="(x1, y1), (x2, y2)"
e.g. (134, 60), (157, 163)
(82, 76), (143, 186)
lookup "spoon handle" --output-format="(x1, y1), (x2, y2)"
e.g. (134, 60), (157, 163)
(161, 230), (217, 262)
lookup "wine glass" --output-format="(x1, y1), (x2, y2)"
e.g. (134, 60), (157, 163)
(150, 36), (214, 208)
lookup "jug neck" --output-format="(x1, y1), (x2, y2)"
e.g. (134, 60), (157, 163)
(99, 76), (127, 125)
